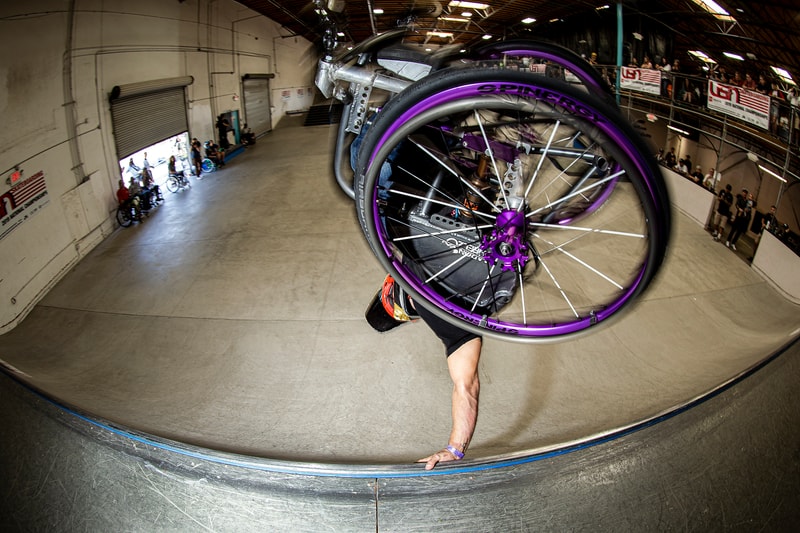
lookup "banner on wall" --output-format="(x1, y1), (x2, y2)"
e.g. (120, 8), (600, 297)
(707, 80), (770, 129)
(0, 171), (50, 241)
(620, 67), (661, 95)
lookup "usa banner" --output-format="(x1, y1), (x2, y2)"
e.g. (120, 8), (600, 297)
(529, 63), (547, 74)
(0, 171), (50, 241)
(707, 80), (770, 130)
(620, 67), (661, 95)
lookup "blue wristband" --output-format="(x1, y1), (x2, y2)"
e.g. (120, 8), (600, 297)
(446, 445), (464, 460)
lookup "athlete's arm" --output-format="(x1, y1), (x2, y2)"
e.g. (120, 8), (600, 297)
(417, 337), (481, 470)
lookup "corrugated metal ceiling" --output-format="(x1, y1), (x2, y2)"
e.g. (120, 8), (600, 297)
(237, 0), (800, 85)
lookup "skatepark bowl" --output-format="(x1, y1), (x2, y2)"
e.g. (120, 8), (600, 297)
(2, 117), (800, 531)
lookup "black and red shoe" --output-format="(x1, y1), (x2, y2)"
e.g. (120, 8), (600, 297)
(365, 275), (419, 332)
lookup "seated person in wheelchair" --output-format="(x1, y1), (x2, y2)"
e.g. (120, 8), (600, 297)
(141, 164), (162, 202)
(128, 176), (152, 212)
(167, 155), (189, 186)
(205, 140), (226, 167)
(116, 178), (141, 219)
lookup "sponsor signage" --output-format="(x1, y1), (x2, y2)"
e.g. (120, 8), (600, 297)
(1, 170), (50, 241)
(620, 67), (661, 95)
(707, 80), (770, 129)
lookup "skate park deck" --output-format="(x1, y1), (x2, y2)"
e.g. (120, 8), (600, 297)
(2, 116), (799, 529)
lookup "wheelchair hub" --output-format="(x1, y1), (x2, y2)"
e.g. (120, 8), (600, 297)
(482, 209), (532, 272)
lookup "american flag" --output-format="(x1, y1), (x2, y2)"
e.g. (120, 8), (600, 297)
(637, 68), (661, 84)
(1, 171), (47, 219)
(11, 171), (47, 204)
(737, 88), (771, 114)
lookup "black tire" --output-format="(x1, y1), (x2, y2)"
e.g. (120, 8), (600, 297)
(116, 206), (133, 227)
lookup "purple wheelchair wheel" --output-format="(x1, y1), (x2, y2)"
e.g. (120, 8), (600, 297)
(354, 68), (670, 342)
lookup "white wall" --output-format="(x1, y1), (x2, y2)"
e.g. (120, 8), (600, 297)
(0, 0), (316, 332)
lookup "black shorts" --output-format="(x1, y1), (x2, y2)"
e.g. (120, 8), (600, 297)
(415, 304), (481, 357)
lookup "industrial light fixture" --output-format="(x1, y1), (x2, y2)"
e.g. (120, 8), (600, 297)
(440, 16), (471, 23)
(522, 17), (536, 24)
(771, 66), (795, 86)
(595, 5), (610, 11)
(448, 1), (490, 10)
(373, 8), (384, 14)
(723, 52), (744, 61)
(428, 31), (454, 38)
(690, 0), (736, 21)
(688, 50), (716, 64)
(481, 34), (492, 40)
(758, 164), (787, 183)
(668, 125), (690, 136)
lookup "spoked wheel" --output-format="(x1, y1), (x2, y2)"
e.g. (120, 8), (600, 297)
(354, 68), (670, 342)
(201, 159), (216, 173)
(116, 205), (133, 227)
(166, 176), (180, 193)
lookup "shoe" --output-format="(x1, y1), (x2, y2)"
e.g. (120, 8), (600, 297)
(364, 275), (418, 332)
(725, 241), (730, 247)
(713, 236), (719, 242)
(731, 244), (736, 251)
(712, 231), (718, 238)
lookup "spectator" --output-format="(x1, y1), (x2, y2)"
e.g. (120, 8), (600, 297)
(640, 55), (653, 69)
(743, 73), (757, 90)
(657, 56), (671, 96)
(141, 152), (153, 182)
(756, 205), (778, 246)
(726, 189), (755, 251)
(711, 184), (733, 241)
(703, 167), (718, 190)
(770, 82), (785, 134)
(205, 140), (226, 167)
(191, 138), (203, 177)
(755, 74), (770, 94)
(665, 147), (677, 168)
(116, 176), (130, 205)
(126, 157), (140, 181)
(241, 123), (256, 146)
(216, 115), (231, 150)
(691, 165), (704, 183)
(679, 154), (693, 174)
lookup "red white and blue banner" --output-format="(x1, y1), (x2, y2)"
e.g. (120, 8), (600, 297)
(529, 63), (548, 75)
(0, 171), (50, 241)
(707, 80), (770, 129)
(620, 67), (661, 95)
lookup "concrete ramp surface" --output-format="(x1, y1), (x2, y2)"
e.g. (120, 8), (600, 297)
(1, 117), (799, 530)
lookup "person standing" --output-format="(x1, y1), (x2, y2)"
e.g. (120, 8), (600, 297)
(726, 189), (755, 251)
(755, 205), (778, 246)
(190, 138), (203, 177)
(711, 184), (733, 241)
(216, 115), (231, 150)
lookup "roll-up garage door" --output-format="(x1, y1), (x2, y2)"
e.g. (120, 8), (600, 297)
(109, 76), (193, 159)
(242, 74), (274, 137)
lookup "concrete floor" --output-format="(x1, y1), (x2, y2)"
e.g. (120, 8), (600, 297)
(1, 115), (799, 466)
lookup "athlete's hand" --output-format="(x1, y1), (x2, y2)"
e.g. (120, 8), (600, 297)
(417, 447), (462, 470)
